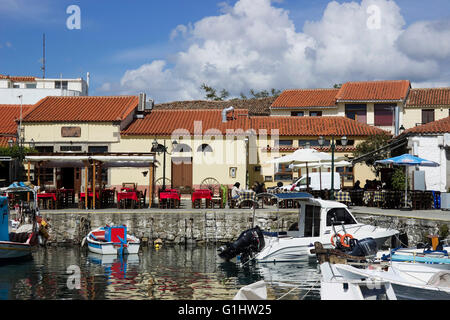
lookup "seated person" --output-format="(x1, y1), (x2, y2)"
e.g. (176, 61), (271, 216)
(353, 180), (362, 190)
(231, 182), (241, 199)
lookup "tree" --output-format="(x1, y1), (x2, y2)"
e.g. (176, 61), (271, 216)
(201, 84), (282, 100)
(333, 83), (342, 89)
(353, 133), (391, 169)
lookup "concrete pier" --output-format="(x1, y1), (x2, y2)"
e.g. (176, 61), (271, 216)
(38, 206), (450, 247)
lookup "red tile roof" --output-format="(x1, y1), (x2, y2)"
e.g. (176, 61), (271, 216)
(122, 109), (389, 137)
(0, 104), (34, 135)
(271, 89), (339, 108)
(401, 116), (450, 135)
(406, 88), (450, 107)
(23, 96), (138, 123)
(336, 80), (411, 102)
(0, 74), (36, 82)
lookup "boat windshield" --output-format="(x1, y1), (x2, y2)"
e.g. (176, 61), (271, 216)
(326, 208), (357, 226)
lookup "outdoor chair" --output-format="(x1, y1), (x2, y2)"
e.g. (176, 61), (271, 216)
(227, 189), (237, 209)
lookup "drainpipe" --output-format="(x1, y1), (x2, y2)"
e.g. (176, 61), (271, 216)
(394, 106), (400, 136)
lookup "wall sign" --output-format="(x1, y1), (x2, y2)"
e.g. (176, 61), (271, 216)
(61, 127), (81, 137)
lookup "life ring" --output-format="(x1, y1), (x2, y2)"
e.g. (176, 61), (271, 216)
(340, 234), (354, 248)
(330, 234), (343, 247)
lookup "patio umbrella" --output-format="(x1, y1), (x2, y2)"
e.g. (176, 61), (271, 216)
(375, 154), (439, 208)
(268, 149), (333, 190)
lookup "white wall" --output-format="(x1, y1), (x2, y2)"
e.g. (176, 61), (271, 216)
(409, 135), (448, 192)
(0, 88), (84, 104)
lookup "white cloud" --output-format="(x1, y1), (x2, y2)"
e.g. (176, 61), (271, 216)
(101, 0), (450, 102)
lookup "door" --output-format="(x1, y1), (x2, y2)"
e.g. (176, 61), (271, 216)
(61, 168), (75, 189)
(171, 158), (193, 191)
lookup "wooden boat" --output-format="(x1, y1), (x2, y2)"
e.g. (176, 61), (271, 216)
(0, 183), (43, 261)
(84, 225), (140, 255)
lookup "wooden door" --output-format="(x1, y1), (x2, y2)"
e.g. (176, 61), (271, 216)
(171, 158), (192, 191)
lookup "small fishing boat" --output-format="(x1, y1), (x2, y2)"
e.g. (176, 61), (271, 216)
(84, 225), (140, 255)
(218, 194), (398, 264)
(0, 182), (43, 261)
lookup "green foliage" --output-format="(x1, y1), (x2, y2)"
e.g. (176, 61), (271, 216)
(391, 168), (406, 191)
(439, 224), (449, 239)
(201, 83), (281, 101)
(353, 133), (391, 168)
(333, 83), (342, 88)
(0, 145), (37, 159)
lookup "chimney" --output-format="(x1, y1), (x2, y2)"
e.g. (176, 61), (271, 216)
(222, 106), (234, 123)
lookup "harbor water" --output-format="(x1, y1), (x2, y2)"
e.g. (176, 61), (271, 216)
(0, 245), (321, 300)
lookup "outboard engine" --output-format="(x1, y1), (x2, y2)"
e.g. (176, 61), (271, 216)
(347, 237), (378, 258)
(218, 226), (265, 264)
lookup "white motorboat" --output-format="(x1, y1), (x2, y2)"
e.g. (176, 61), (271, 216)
(84, 225), (140, 255)
(320, 262), (397, 300)
(218, 194), (398, 264)
(333, 263), (450, 300)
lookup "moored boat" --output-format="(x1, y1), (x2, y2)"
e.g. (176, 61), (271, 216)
(85, 225), (140, 255)
(218, 194), (399, 264)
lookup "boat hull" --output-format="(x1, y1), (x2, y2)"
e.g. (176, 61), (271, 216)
(0, 241), (33, 260)
(255, 225), (398, 263)
(86, 228), (141, 255)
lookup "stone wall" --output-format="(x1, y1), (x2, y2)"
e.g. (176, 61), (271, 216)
(41, 210), (449, 247)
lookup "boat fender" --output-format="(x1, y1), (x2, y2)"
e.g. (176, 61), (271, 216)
(340, 234), (354, 248)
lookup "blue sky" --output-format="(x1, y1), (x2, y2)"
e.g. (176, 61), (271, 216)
(0, 0), (449, 101)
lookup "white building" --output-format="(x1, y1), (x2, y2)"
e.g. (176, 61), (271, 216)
(0, 73), (89, 104)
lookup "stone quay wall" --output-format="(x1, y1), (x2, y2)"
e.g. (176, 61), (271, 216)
(41, 210), (450, 247)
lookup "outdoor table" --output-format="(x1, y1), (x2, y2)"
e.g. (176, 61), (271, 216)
(236, 190), (257, 208)
(334, 191), (351, 204)
(117, 191), (139, 209)
(192, 189), (212, 208)
(363, 190), (383, 207)
(159, 190), (181, 208)
(38, 192), (57, 209)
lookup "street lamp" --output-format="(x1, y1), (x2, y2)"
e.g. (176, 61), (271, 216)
(8, 139), (14, 148)
(151, 139), (178, 190)
(29, 138), (35, 149)
(318, 135), (348, 200)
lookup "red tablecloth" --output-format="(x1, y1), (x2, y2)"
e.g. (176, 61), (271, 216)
(80, 192), (100, 199)
(160, 191), (181, 201)
(117, 192), (138, 202)
(192, 189), (212, 202)
(37, 193), (57, 201)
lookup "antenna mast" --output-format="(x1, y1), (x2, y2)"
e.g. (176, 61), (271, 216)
(41, 33), (46, 78)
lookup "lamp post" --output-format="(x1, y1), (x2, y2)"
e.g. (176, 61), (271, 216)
(151, 139), (178, 191)
(318, 135), (348, 200)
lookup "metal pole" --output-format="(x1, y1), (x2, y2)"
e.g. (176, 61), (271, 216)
(162, 140), (166, 191)
(330, 137), (335, 200)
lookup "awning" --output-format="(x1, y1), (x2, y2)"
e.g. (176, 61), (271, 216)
(25, 154), (159, 168)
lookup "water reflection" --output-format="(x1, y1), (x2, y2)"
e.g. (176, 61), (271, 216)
(0, 245), (320, 300)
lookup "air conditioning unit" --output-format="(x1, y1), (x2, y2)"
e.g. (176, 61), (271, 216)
(138, 93), (146, 112)
(441, 193), (450, 210)
(145, 98), (154, 111)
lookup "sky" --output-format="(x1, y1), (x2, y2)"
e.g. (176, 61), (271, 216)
(0, 0), (449, 103)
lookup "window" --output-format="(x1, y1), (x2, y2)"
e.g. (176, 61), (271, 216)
(88, 146), (108, 153)
(25, 83), (37, 89)
(336, 166), (354, 181)
(326, 208), (357, 226)
(345, 104), (367, 124)
(336, 139), (354, 146)
(173, 143), (192, 153)
(36, 146), (54, 153)
(197, 144), (213, 152)
(291, 111), (304, 117)
(61, 145), (82, 152)
(304, 205), (321, 237)
(276, 140), (293, 147)
(374, 104), (395, 126)
(55, 81), (68, 90)
(35, 146), (54, 185)
(13, 84), (20, 88)
(422, 109), (435, 124)
(299, 139), (330, 147)
(309, 111), (322, 117)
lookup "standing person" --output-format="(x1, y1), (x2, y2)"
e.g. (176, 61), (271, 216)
(232, 182), (241, 200)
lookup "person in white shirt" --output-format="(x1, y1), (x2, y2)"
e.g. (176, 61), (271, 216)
(231, 182), (241, 199)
